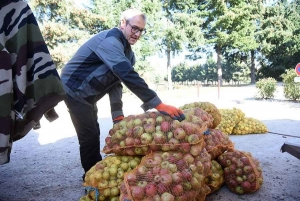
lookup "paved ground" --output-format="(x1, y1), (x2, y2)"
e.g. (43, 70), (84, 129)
(0, 84), (300, 201)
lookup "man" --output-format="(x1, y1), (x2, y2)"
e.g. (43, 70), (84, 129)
(60, 8), (185, 179)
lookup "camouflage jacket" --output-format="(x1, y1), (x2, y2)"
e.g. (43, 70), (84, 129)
(0, 0), (66, 165)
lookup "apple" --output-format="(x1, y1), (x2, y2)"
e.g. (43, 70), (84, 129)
(161, 144), (171, 151)
(119, 140), (126, 147)
(117, 170), (124, 179)
(190, 177), (201, 189)
(152, 166), (161, 175)
(190, 144), (202, 156)
(182, 169), (192, 180)
(187, 134), (200, 143)
(137, 180), (148, 188)
(161, 121), (171, 132)
(145, 183), (157, 196)
(141, 133), (153, 145)
(144, 124), (156, 133)
(146, 117), (155, 125)
(125, 137), (135, 146)
(126, 148), (135, 156)
(175, 159), (188, 169)
(168, 163), (178, 173)
(160, 161), (170, 169)
(161, 192), (174, 201)
(134, 147), (144, 155)
(173, 152), (183, 160)
(126, 119), (135, 129)
(102, 188), (111, 197)
(168, 138), (180, 150)
(134, 138), (142, 146)
(172, 172), (183, 183)
(172, 184), (183, 196)
(126, 172), (137, 184)
(137, 165), (147, 175)
(174, 128), (186, 140)
(98, 180), (108, 188)
(110, 186), (119, 197)
(156, 116), (165, 124)
(171, 120), (181, 129)
(105, 137), (112, 146)
(154, 174), (162, 183)
(183, 182), (192, 190)
(131, 186), (145, 200)
(129, 160), (139, 169)
(120, 162), (129, 171)
(183, 153), (195, 164)
(145, 171), (154, 182)
(133, 126), (144, 137)
(160, 174), (172, 186)
(180, 143), (191, 153)
(157, 183), (167, 194)
(134, 118), (143, 126)
(161, 152), (171, 161)
(119, 120), (127, 129)
(102, 171), (110, 180)
(153, 131), (167, 144)
(167, 131), (174, 140)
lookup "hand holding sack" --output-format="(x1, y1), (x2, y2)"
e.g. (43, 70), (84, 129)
(155, 103), (186, 121)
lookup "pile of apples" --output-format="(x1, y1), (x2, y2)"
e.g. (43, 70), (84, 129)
(232, 117), (268, 135)
(204, 160), (225, 194)
(204, 128), (235, 160)
(216, 108), (245, 135)
(103, 108), (213, 156)
(82, 155), (142, 201)
(120, 148), (212, 201)
(179, 101), (222, 129)
(217, 150), (263, 195)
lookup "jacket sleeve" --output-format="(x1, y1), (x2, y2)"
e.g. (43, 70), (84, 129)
(109, 83), (124, 120)
(96, 37), (161, 111)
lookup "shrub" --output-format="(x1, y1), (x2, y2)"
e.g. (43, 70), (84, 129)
(281, 69), (300, 100)
(255, 78), (277, 99)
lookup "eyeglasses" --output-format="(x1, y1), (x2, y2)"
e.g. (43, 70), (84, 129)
(127, 22), (147, 35)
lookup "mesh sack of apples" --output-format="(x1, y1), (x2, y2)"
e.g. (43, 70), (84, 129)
(120, 145), (212, 201)
(204, 160), (225, 194)
(231, 117), (268, 135)
(216, 108), (245, 135)
(82, 155), (142, 201)
(179, 101), (221, 129)
(103, 108), (212, 156)
(217, 150), (263, 195)
(204, 128), (235, 160)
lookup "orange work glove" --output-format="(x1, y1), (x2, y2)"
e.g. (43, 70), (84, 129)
(155, 103), (185, 121)
(113, 115), (124, 124)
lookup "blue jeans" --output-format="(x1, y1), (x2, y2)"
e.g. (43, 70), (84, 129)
(64, 95), (102, 173)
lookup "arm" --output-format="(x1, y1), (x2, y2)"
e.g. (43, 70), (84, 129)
(108, 83), (124, 122)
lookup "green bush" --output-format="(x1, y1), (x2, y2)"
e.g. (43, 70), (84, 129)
(281, 69), (300, 100)
(255, 78), (277, 99)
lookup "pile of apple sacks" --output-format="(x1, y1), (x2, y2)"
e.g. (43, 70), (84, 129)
(80, 104), (264, 201)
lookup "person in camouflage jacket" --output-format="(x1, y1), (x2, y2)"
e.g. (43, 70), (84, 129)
(0, 0), (66, 165)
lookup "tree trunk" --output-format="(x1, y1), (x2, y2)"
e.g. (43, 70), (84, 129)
(167, 48), (172, 90)
(250, 50), (256, 83)
(216, 45), (222, 98)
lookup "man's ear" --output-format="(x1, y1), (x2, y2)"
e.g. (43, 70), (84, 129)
(120, 19), (126, 28)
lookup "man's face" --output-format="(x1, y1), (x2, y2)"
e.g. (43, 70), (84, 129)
(120, 15), (146, 45)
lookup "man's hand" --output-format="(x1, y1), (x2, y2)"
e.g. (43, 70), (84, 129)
(155, 103), (185, 121)
(113, 115), (124, 124)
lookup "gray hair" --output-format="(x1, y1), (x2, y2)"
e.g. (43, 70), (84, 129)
(120, 8), (147, 23)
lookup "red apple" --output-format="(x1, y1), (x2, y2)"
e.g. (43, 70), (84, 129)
(161, 121), (171, 132)
(172, 184), (183, 196)
(145, 183), (157, 196)
(131, 186), (145, 200)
